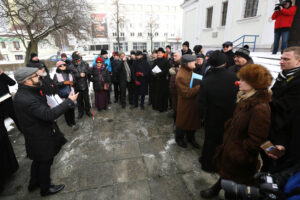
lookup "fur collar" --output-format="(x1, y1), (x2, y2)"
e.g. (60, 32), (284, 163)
(237, 89), (271, 111)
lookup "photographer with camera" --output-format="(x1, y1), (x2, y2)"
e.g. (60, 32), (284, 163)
(271, 0), (297, 55)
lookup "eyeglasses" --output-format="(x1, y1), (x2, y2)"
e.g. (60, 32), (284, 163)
(30, 73), (40, 79)
(59, 64), (66, 67)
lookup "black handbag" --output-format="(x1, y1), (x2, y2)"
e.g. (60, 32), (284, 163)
(58, 85), (71, 98)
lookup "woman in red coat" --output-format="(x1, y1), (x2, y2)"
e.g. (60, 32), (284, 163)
(200, 64), (273, 199)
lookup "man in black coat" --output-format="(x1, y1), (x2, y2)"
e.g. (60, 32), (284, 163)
(69, 54), (92, 118)
(227, 47), (254, 73)
(181, 41), (193, 55)
(131, 51), (150, 110)
(263, 46), (300, 172)
(198, 50), (238, 174)
(151, 48), (170, 112)
(13, 67), (78, 196)
(0, 70), (19, 193)
(111, 52), (121, 103)
(117, 52), (134, 108)
(221, 41), (235, 68)
(127, 51), (136, 105)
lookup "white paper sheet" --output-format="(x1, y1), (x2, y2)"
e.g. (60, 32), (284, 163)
(152, 65), (162, 73)
(46, 95), (63, 109)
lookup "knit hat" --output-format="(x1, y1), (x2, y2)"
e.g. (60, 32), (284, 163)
(166, 45), (171, 50)
(61, 53), (67, 58)
(113, 51), (119, 56)
(96, 57), (103, 63)
(182, 41), (189, 48)
(205, 50), (214, 57)
(193, 45), (203, 54)
(14, 67), (39, 83)
(30, 53), (38, 60)
(130, 50), (136, 55)
(56, 61), (66, 68)
(73, 54), (81, 60)
(157, 47), (165, 53)
(208, 50), (227, 67)
(136, 51), (143, 56)
(238, 64), (272, 90)
(181, 54), (196, 64)
(235, 47), (251, 60)
(222, 41), (233, 47)
(101, 49), (108, 55)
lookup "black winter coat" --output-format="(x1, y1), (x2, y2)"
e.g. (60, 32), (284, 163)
(132, 59), (150, 95)
(198, 68), (238, 172)
(13, 84), (74, 161)
(111, 59), (121, 83)
(69, 60), (90, 91)
(117, 60), (134, 85)
(269, 70), (300, 146)
(181, 49), (193, 55)
(0, 72), (15, 96)
(90, 66), (111, 91)
(227, 59), (254, 74)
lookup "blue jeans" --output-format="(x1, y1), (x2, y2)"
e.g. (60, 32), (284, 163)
(272, 29), (290, 54)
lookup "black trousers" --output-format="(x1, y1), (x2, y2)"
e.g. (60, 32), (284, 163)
(127, 82), (134, 105)
(175, 127), (196, 141)
(113, 82), (120, 102)
(134, 95), (145, 106)
(120, 82), (127, 106)
(0, 97), (21, 132)
(76, 89), (90, 114)
(64, 108), (75, 126)
(30, 158), (53, 193)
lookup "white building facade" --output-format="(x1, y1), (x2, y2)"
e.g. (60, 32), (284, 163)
(81, 0), (184, 54)
(181, 0), (295, 51)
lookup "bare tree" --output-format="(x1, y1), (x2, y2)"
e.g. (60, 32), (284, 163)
(0, 0), (92, 63)
(110, 0), (125, 51)
(146, 15), (159, 52)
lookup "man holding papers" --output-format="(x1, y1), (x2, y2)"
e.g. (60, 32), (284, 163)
(151, 47), (170, 112)
(175, 54), (201, 148)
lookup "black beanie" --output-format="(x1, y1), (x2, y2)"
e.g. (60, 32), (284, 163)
(235, 47), (250, 60)
(101, 49), (108, 55)
(183, 41), (189, 48)
(193, 45), (203, 54)
(208, 50), (227, 67)
(30, 53), (38, 60)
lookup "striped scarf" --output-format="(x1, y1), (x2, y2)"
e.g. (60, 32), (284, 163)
(277, 66), (300, 82)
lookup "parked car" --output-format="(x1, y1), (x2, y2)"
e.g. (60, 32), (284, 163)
(47, 54), (72, 62)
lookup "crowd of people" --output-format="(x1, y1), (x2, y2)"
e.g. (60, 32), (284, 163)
(1, 40), (300, 199)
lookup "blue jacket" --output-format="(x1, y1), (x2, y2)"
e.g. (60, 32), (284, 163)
(92, 56), (112, 72)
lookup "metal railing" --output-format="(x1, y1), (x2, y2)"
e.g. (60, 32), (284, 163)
(232, 35), (259, 52)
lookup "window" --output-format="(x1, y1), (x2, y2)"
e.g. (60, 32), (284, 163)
(153, 42), (160, 49)
(120, 32), (125, 37)
(221, 1), (228, 26)
(155, 32), (159, 36)
(133, 42), (147, 51)
(13, 41), (20, 49)
(113, 42), (128, 51)
(1, 42), (6, 48)
(130, 32), (135, 37)
(206, 7), (213, 28)
(164, 33), (168, 37)
(244, 0), (259, 18)
(148, 32), (152, 37)
(113, 32), (117, 36)
(89, 45), (109, 51)
(15, 55), (23, 60)
(120, 23), (124, 29)
(138, 32), (143, 37)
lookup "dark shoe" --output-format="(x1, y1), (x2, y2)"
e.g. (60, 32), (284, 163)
(200, 179), (221, 198)
(130, 105), (138, 109)
(78, 112), (84, 119)
(40, 184), (65, 197)
(86, 111), (92, 117)
(187, 132), (200, 149)
(28, 184), (39, 192)
(175, 138), (187, 148)
(140, 105), (144, 110)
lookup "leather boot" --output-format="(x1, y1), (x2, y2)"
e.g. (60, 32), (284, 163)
(40, 184), (65, 196)
(187, 131), (200, 149)
(175, 128), (187, 148)
(200, 179), (221, 198)
(77, 112), (84, 119)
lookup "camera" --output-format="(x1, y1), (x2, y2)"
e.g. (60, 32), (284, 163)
(275, 0), (291, 11)
(221, 172), (282, 200)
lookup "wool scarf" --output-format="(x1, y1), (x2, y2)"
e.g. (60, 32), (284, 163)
(277, 66), (300, 82)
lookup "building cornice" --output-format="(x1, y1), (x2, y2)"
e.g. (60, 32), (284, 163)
(180, 0), (199, 9)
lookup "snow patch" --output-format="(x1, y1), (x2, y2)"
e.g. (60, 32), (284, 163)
(164, 138), (175, 150)
(142, 154), (155, 158)
(4, 118), (14, 132)
(99, 138), (112, 151)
